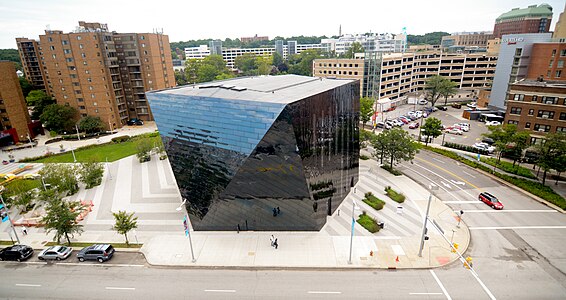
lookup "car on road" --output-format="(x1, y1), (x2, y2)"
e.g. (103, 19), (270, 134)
(479, 192), (504, 210)
(418, 99), (428, 105)
(0, 245), (34, 262)
(473, 142), (496, 153)
(77, 244), (115, 263)
(409, 122), (419, 129)
(436, 106), (448, 111)
(127, 118), (144, 126)
(467, 102), (477, 108)
(445, 128), (463, 135)
(38, 245), (73, 261)
(451, 103), (462, 109)
(485, 121), (501, 126)
(399, 116), (411, 124)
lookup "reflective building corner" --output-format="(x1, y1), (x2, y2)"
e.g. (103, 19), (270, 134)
(147, 75), (360, 231)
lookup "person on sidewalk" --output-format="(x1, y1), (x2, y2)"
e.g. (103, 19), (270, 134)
(21, 226), (27, 235)
(270, 235), (275, 247)
(272, 207), (277, 217)
(274, 238), (278, 249)
(276, 207), (280, 215)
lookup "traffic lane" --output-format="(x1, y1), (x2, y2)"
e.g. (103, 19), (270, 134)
(32, 250), (146, 266)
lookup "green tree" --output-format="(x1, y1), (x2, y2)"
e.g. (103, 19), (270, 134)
(9, 185), (36, 212)
(0, 49), (22, 70)
(26, 90), (55, 120)
(234, 53), (258, 75)
(78, 116), (104, 134)
(440, 80), (458, 106)
(112, 210), (138, 245)
(256, 56), (272, 75)
(287, 49), (324, 76)
(272, 52), (283, 69)
(425, 75), (447, 107)
(184, 59), (201, 84)
(360, 97), (374, 129)
(407, 32), (450, 45)
(535, 132), (566, 185)
(174, 69), (187, 85)
(136, 139), (153, 163)
(508, 131), (531, 167)
(42, 195), (84, 245)
(342, 42), (365, 58)
(371, 128), (419, 168)
(78, 161), (104, 189)
(360, 129), (375, 149)
(421, 117), (443, 145)
(484, 124), (517, 163)
(19, 77), (33, 98)
(40, 163), (79, 196)
(40, 104), (78, 133)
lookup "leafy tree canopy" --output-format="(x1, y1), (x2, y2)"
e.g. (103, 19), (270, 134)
(407, 32), (450, 45)
(40, 104), (78, 133)
(78, 116), (104, 134)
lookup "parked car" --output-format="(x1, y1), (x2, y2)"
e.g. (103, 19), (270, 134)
(453, 123), (469, 132)
(436, 106), (448, 111)
(127, 118), (144, 126)
(445, 128), (463, 135)
(38, 245), (73, 261)
(77, 244), (115, 263)
(482, 137), (495, 145)
(409, 122), (419, 129)
(418, 99), (428, 105)
(485, 121), (501, 126)
(23, 173), (41, 180)
(0, 245), (34, 262)
(399, 116), (411, 124)
(473, 142), (495, 153)
(467, 102), (477, 108)
(451, 103), (462, 109)
(479, 192), (504, 210)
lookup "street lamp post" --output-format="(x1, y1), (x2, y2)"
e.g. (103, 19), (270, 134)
(177, 198), (196, 263)
(70, 145), (77, 163)
(418, 184), (438, 257)
(75, 125), (80, 141)
(442, 131), (446, 146)
(348, 199), (360, 264)
(0, 186), (20, 244)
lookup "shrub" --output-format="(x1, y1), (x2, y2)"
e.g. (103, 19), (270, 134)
(480, 157), (536, 179)
(112, 135), (130, 143)
(360, 154), (370, 160)
(49, 130), (58, 137)
(385, 186), (406, 203)
(357, 211), (380, 233)
(444, 142), (489, 155)
(381, 165), (402, 176)
(363, 193), (385, 210)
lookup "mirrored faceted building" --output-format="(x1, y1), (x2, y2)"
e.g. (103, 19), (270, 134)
(146, 75), (359, 231)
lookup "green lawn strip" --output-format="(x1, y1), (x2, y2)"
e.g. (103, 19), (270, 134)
(360, 154), (370, 160)
(2, 179), (42, 198)
(362, 193), (385, 210)
(44, 241), (142, 248)
(385, 186), (405, 203)
(380, 165), (402, 176)
(478, 157), (537, 179)
(29, 136), (162, 163)
(423, 146), (566, 210)
(357, 212), (380, 233)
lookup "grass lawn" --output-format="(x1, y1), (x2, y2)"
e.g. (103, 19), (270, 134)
(32, 136), (162, 163)
(385, 186), (406, 203)
(357, 212), (380, 233)
(2, 178), (42, 198)
(363, 193), (385, 210)
(45, 241), (142, 248)
(480, 157), (536, 179)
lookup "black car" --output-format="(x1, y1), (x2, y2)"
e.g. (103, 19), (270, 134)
(127, 118), (144, 126)
(436, 106), (448, 111)
(0, 245), (34, 262)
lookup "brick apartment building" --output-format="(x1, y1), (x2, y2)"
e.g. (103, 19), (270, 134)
(493, 4), (553, 39)
(16, 38), (48, 93)
(17, 21), (175, 129)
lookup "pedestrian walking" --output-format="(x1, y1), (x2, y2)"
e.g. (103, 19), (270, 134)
(270, 235), (275, 247)
(274, 238), (278, 249)
(21, 226), (27, 235)
(276, 207), (280, 215)
(272, 207), (277, 217)
(237, 224), (241, 233)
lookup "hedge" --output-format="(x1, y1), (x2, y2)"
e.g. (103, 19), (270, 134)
(360, 154), (370, 160)
(385, 186), (405, 203)
(357, 212), (380, 233)
(381, 165), (402, 176)
(363, 192), (385, 210)
(444, 142), (489, 155)
(479, 157), (537, 179)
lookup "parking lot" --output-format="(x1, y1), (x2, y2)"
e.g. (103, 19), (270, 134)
(373, 102), (490, 146)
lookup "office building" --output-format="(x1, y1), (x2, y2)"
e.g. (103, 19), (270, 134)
(275, 40), (284, 57)
(527, 42), (566, 80)
(321, 33), (406, 56)
(147, 75), (360, 231)
(441, 32), (494, 48)
(553, 4), (566, 38)
(209, 40), (223, 55)
(18, 21), (175, 129)
(241, 35), (269, 43)
(0, 61), (36, 144)
(15, 38), (48, 93)
(493, 4), (553, 39)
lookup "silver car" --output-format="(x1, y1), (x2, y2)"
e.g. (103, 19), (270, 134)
(38, 246), (73, 261)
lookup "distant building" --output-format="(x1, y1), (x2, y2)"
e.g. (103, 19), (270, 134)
(147, 75), (359, 231)
(17, 21), (175, 128)
(240, 34), (269, 43)
(15, 38), (48, 93)
(493, 4), (553, 39)
(0, 61), (37, 144)
(486, 38), (501, 54)
(209, 40), (223, 55)
(527, 42), (566, 80)
(553, 3), (566, 38)
(275, 40), (284, 57)
(287, 41), (297, 56)
(322, 33), (406, 55)
(441, 32), (494, 49)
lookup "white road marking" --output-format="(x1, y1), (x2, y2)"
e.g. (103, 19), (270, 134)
(441, 181), (452, 189)
(15, 284), (41, 287)
(410, 292), (443, 295)
(406, 167), (464, 202)
(462, 171), (476, 178)
(432, 158), (445, 164)
(307, 291), (342, 294)
(461, 210), (557, 213)
(450, 180), (465, 186)
(413, 163), (475, 199)
(106, 287), (135, 290)
(443, 201), (480, 204)
(430, 270), (452, 300)
(470, 226), (566, 230)
(204, 290), (236, 293)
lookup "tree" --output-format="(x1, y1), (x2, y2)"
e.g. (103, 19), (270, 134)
(360, 97), (374, 129)
(508, 131), (531, 167)
(40, 104), (78, 133)
(26, 90), (55, 120)
(535, 132), (566, 185)
(342, 42), (365, 58)
(371, 128), (419, 168)
(483, 124), (517, 163)
(78, 116), (104, 134)
(256, 56), (272, 75)
(234, 53), (258, 75)
(19, 77), (33, 98)
(174, 69), (188, 85)
(360, 129), (375, 149)
(78, 161), (104, 189)
(42, 194), (83, 245)
(112, 211), (138, 245)
(420, 117), (443, 145)
(136, 139), (153, 163)
(8, 182), (36, 212)
(425, 75), (447, 107)
(287, 49), (324, 76)
(440, 80), (458, 106)
(40, 163), (79, 196)
(184, 59), (201, 84)
(272, 52), (283, 68)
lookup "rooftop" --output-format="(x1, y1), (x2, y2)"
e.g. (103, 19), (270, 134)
(147, 74), (356, 104)
(512, 79), (566, 88)
(496, 4), (553, 22)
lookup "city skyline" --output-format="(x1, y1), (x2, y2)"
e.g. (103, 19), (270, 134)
(1, 0), (564, 49)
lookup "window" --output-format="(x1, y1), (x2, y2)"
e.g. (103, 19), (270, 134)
(66, 58), (73, 62)
(543, 97), (558, 104)
(64, 49), (71, 54)
(77, 98), (84, 102)
(558, 61), (564, 68)
(52, 54), (56, 59)
(556, 70), (562, 78)
(532, 95), (538, 102)
(549, 60), (554, 67)
(561, 49), (566, 57)
(525, 122), (531, 128)
(79, 106), (86, 110)
(510, 107), (522, 114)
(552, 49), (557, 57)
(557, 127), (566, 132)
(141, 43), (146, 48)
(140, 35), (145, 40)
(513, 94), (524, 101)
(507, 120), (518, 125)
(91, 94), (95, 98)
(515, 48), (523, 56)
(534, 124), (551, 132)
(560, 112), (566, 120)
(62, 40), (69, 45)
(50, 46), (55, 50)
(77, 36), (82, 40)
(537, 110), (555, 119)
(48, 37), (53, 42)
(81, 53), (86, 58)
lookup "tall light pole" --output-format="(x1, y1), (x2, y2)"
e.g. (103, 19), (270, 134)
(75, 124), (80, 141)
(418, 184), (438, 257)
(348, 199), (360, 264)
(177, 198), (196, 263)
(0, 186), (20, 244)
(70, 145), (77, 163)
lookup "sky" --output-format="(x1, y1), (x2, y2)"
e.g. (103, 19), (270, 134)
(0, 0), (565, 49)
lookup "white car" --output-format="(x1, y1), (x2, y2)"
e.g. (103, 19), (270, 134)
(418, 99), (428, 105)
(38, 245), (73, 261)
(445, 128), (463, 135)
(453, 124), (469, 132)
(467, 102), (477, 108)
(415, 111), (423, 118)
(485, 121), (501, 126)
(473, 142), (496, 153)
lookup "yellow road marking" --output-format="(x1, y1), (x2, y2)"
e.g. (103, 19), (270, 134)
(415, 157), (480, 190)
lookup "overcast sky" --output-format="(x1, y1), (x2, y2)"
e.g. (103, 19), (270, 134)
(1, 0), (564, 49)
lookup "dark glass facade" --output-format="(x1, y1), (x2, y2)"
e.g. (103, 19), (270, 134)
(147, 75), (359, 231)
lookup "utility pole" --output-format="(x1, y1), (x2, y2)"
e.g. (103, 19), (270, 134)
(418, 184), (438, 257)
(0, 187), (20, 244)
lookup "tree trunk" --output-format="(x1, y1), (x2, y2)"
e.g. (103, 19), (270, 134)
(542, 169), (547, 185)
(65, 232), (71, 246)
(390, 154), (394, 169)
(556, 172), (561, 185)
(444, 96), (448, 106)
(124, 233), (129, 245)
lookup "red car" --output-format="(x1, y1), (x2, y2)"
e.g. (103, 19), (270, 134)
(479, 192), (504, 210)
(409, 122), (419, 129)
